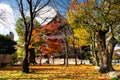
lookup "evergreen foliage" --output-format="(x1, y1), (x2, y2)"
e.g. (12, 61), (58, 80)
(0, 34), (17, 54)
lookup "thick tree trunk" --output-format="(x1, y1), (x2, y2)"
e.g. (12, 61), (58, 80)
(29, 48), (35, 65)
(94, 29), (117, 73)
(22, 24), (32, 73)
(22, 44), (29, 73)
(107, 37), (118, 71)
(96, 31), (109, 73)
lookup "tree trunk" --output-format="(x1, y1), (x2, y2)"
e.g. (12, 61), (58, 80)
(91, 32), (99, 66)
(96, 31), (109, 73)
(72, 40), (77, 65)
(39, 53), (42, 65)
(64, 30), (69, 67)
(92, 48), (99, 66)
(95, 51), (99, 66)
(22, 44), (29, 73)
(52, 56), (54, 64)
(79, 47), (82, 64)
(65, 42), (69, 67)
(29, 48), (35, 65)
(63, 54), (66, 65)
(107, 37), (118, 71)
(22, 23), (32, 73)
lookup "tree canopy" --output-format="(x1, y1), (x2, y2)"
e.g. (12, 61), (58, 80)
(67, 0), (120, 73)
(16, 17), (40, 44)
(0, 34), (17, 54)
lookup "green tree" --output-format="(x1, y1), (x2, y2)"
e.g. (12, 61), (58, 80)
(0, 34), (17, 54)
(16, 17), (40, 45)
(67, 0), (120, 73)
(16, 17), (41, 65)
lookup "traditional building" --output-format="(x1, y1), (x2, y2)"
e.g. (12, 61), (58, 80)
(33, 6), (90, 61)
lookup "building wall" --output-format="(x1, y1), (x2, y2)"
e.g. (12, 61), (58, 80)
(0, 54), (11, 64)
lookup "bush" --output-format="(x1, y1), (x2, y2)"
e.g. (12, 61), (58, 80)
(0, 34), (17, 54)
(11, 53), (18, 65)
(112, 77), (120, 80)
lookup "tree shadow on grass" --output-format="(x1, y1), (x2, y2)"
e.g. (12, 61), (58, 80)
(0, 65), (65, 79)
(0, 65), (61, 73)
(0, 65), (21, 71)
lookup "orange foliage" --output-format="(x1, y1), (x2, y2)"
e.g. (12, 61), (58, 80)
(40, 21), (61, 35)
(40, 38), (63, 55)
(31, 21), (63, 55)
(41, 47), (52, 54)
(32, 30), (37, 34)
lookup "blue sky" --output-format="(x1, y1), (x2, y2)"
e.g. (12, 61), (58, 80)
(0, 0), (85, 18)
(1, 0), (84, 17)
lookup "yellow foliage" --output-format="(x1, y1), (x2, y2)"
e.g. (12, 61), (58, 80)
(29, 44), (33, 48)
(67, 1), (90, 46)
(67, 0), (84, 29)
(74, 28), (90, 46)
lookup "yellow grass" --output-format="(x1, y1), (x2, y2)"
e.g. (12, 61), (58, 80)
(0, 64), (113, 80)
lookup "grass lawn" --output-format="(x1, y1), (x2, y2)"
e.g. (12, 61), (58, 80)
(0, 64), (113, 80)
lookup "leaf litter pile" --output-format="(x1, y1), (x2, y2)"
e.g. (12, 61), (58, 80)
(0, 64), (113, 80)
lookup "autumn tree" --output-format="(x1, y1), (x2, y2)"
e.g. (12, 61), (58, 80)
(16, 17), (42, 65)
(67, 0), (90, 65)
(16, 0), (50, 73)
(31, 19), (64, 64)
(49, 0), (75, 66)
(68, 0), (120, 73)
(38, 12), (72, 66)
(40, 37), (63, 64)
(41, 38), (63, 54)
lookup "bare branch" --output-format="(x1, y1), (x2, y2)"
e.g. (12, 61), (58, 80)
(16, 0), (28, 29)
(33, 0), (51, 18)
(33, 0), (41, 12)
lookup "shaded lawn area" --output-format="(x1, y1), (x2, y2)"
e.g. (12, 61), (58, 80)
(0, 64), (111, 80)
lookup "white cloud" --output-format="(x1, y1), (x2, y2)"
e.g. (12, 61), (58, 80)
(0, 3), (18, 40)
(0, 5), (57, 41)
(35, 6), (57, 25)
(27, 6), (57, 26)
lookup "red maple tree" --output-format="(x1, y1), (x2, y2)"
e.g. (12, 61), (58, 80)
(31, 20), (64, 56)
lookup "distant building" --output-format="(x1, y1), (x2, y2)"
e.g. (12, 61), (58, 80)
(0, 54), (11, 67)
(33, 6), (90, 60)
(9, 32), (14, 40)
